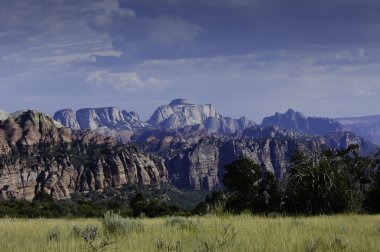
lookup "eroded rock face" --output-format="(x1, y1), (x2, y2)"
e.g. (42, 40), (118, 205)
(53, 108), (81, 131)
(144, 125), (375, 191)
(164, 137), (302, 190)
(147, 99), (254, 134)
(0, 111), (167, 200)
(262, 109), (342, 135)
(54, 107), (149, 131)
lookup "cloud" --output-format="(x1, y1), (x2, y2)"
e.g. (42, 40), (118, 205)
(31, 50), (122, 65)
(86, 70), (168, 91)
(0, 0), (121, 68)
(118, 0), (380, 58)
(107, 14), (203, 60)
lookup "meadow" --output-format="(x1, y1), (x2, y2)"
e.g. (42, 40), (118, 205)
(0, 214), (379, 252)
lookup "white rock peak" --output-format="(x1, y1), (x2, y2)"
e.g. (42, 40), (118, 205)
(147, 99), (254, 133)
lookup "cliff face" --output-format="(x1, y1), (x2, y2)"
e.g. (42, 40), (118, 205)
(142, 125), (374, 191)
(54, 107), (149, 131)
(0, 111), (167, 201)
(53, 108), (80, 131)
(262, 109), (342, 135)
(147, 99), (254, 134)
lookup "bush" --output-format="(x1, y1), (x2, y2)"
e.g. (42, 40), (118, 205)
(101, 211), (144, 235)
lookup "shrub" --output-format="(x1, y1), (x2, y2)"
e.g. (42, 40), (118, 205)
(101, 211), (144, 235)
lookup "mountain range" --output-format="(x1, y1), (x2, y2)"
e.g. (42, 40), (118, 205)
(52, 99), (380, 146)
(335, 115), (380, 146)
(0, 99), (379, 200)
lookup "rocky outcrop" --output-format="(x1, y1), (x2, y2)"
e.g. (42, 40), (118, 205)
(262, 109), (342, 135)
(0, 110), (9, 121)
(141, 125), (376, 190)
(0, 111), (167, 200)
(147, 99), (254, 134)
(53, 108), (80, 130)
(336, 114), (380, 146)
(53, 107), (149, 131)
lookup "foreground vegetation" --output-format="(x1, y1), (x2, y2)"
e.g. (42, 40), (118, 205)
(0, 214), (380, 251)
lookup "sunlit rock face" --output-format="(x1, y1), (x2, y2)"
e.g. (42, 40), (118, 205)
(0, 111), (167, 201)
(54, 107), (149, 131)
(53, 108), (80, 130)
(148, 99), (254, 134)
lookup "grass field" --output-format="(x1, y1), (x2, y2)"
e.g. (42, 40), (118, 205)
(0, 214), (379, 251)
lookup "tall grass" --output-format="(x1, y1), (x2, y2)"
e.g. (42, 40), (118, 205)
(0, 215), (379, 251)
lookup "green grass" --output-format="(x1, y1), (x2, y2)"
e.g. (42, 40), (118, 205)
(0, 215), (380, 251)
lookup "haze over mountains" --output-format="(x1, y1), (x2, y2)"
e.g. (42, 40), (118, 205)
(336, 115), (380, 146)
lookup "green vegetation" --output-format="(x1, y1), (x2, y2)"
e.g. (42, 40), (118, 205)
(0, 214), (380, 251)
(222, 157), (281, 214)
(1, 146), (380, 251)
(195, 145), (380, 216)
(0, 192), (183, 218)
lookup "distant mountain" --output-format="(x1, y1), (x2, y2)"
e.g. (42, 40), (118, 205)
(335, 114), (380, 146)
(262, 108), (343, 135)
(147, 99), (254, 134)
(54, 107), (149, 131)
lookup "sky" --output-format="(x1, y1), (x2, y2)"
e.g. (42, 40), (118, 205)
(1, 0), (380, 123)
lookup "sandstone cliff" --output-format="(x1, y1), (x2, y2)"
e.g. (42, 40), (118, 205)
(147, 99), (254, 134)
(137, 125), (375, 190)
(54, 107), (149, 131)
(0, 111), (167, 200)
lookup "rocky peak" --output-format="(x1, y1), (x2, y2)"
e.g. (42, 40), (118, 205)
(0, 110), (167, 200)
(262, 109), (342, 135)
(147, 99), (254, 134)
(53, 107), (149, 131)
(0, 110), (71, 149)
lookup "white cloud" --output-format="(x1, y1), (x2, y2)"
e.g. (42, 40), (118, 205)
(86, 70), (168, 91)
(32, 50), (122, 65)
(0, 0), (122, 70)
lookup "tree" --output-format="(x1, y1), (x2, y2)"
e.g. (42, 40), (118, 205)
(284, 145), (372, 215)
(364, 151), (380, 213)
(223, 158), (281, 213)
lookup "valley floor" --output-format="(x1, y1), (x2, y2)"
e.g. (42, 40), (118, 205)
(0, 214), (379, 251)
